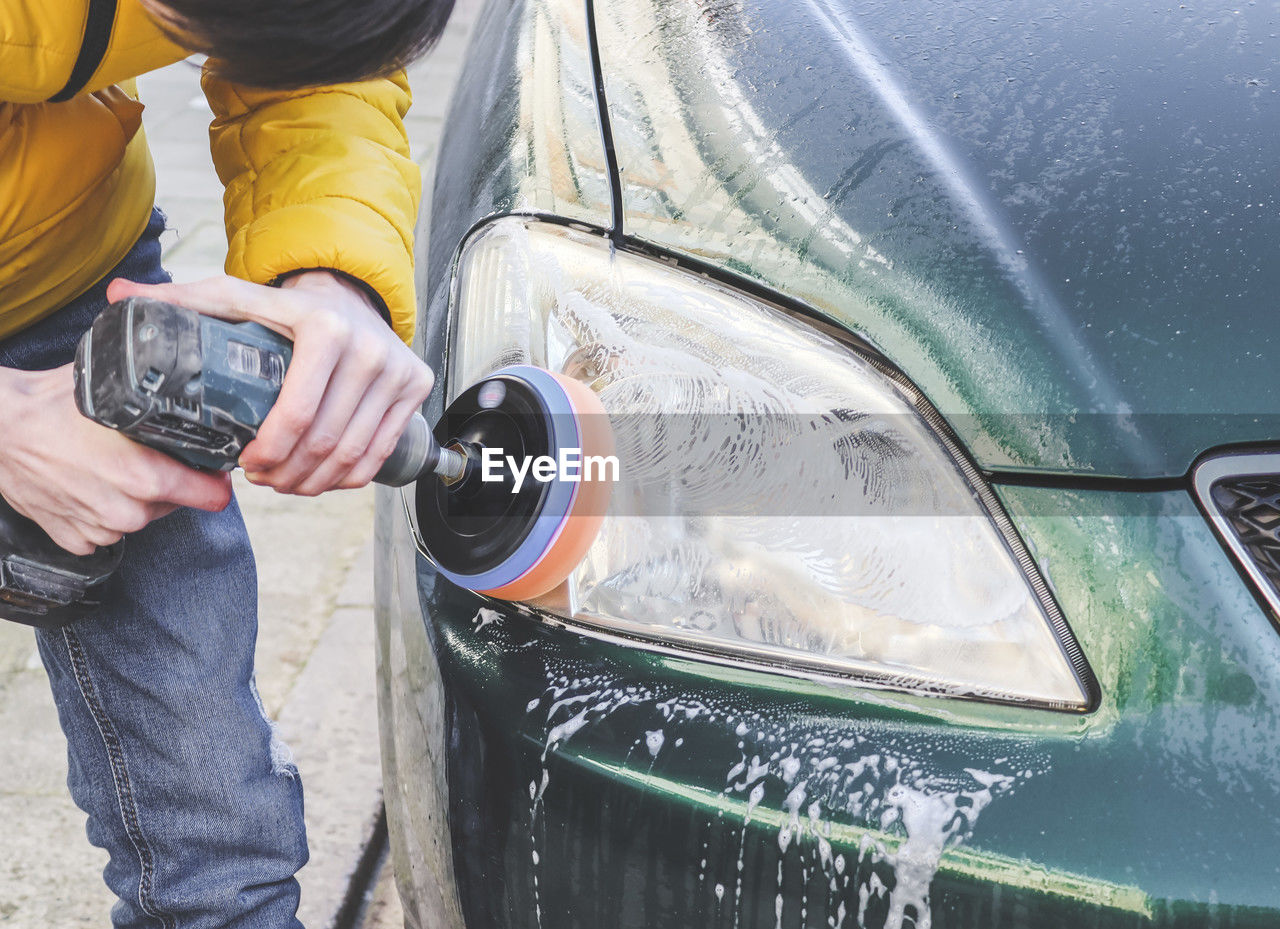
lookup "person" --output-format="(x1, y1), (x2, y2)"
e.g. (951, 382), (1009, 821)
(0, 0), (452, 924)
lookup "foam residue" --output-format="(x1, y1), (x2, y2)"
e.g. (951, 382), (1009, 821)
(646, 729), (666, 758)
(518, 653), (1047, 929)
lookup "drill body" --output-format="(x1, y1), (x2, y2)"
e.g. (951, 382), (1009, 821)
(76, 297), (292, 472)
(0, 297), (449, 628)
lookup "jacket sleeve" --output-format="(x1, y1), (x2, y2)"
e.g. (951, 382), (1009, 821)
(202, 69), (421, 342)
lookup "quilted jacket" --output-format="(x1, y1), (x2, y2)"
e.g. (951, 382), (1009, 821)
(0, 0), (420, 341)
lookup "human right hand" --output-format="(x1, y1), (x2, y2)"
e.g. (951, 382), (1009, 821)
(0, 363), (233, 555)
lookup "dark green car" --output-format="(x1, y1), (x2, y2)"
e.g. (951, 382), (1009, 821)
(373, 1), (1280, 927)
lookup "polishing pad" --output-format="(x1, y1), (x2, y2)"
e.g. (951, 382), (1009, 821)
(416, 365), (613, 600)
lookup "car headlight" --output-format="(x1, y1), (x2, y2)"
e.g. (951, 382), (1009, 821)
(439, 217), (1094, 710)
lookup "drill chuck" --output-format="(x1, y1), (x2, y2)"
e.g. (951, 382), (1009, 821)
(373, 413), (469, 487)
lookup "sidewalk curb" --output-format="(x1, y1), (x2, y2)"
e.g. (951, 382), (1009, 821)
(331, 806), (390, 929)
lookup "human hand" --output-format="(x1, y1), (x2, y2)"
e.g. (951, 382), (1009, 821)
(106, 272), (433, 495)
(0, 364), (233, 555)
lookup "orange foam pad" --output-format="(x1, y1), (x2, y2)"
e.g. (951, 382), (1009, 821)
(480, 373), (614, 601)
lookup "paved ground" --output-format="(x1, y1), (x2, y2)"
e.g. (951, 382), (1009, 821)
(0, 2), (481, 925)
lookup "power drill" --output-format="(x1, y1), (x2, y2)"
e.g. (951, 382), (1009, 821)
(0, 297), (466, 629)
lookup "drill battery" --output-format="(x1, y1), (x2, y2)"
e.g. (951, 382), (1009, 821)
(0, 495), (122, 629)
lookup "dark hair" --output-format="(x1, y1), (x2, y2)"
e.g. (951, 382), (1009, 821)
(151, 0), (456, 89)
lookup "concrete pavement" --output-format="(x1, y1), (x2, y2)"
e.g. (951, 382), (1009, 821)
(0, 1), (482, 924)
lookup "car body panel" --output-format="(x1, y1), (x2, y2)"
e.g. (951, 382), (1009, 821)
(593, 0), (1280, 478)
(376, 485), (466, 929)
(380, 483), (1280, 927)
(377, 1), (1280, 927)
(413, 0), (612, 402)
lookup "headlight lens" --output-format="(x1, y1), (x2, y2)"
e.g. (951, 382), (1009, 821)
(442, 217), (1092, 710)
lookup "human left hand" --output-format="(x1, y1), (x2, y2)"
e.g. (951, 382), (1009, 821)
(106, 271), (433, 496)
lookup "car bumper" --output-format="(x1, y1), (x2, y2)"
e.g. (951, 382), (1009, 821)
(376, 482), (1280, 929)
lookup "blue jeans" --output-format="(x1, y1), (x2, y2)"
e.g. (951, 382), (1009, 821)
(0, 211), (308, 928)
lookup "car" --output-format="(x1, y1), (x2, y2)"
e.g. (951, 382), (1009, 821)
(372, 1), (1280, 927)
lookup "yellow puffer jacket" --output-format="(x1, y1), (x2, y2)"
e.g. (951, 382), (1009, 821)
(0, 0), (420, 342)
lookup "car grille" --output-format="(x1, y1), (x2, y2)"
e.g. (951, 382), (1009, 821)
(1195, 453), (1280, 620)
(1210, 478), (1280, 593)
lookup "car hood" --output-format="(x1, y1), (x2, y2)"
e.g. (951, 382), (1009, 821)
(593, 0), (1280, 478)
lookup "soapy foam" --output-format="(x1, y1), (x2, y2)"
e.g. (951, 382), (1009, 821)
(515, 650), (1044, 929)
